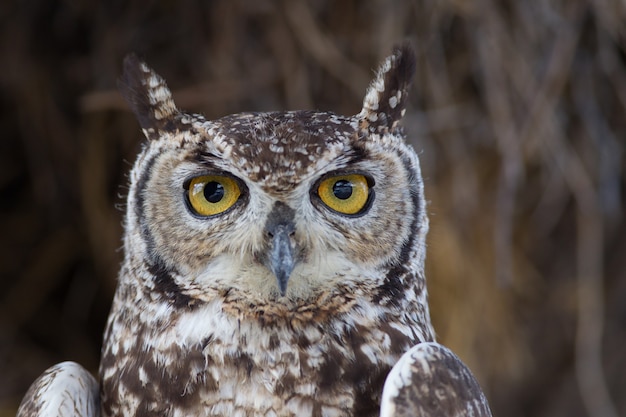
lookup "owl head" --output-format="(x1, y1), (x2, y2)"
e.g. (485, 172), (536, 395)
(118, 45), (428, 313)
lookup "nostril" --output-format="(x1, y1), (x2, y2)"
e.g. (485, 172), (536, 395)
(267, 224), (295, 240)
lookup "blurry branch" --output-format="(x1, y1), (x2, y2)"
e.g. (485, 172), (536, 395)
(517, 3), (617, 415)
(478, 0), (585, 287)
(80, 91), (126, 113)
(587, 0), (626, 40)
(518, 4), (582, 153)
(474, 0), (521, 287)
(540, 80), (619, 417)
(569, 33), (621, 417)
(576, 202), (618, 417)
(0, 228), (76, 331)
(282, 0), (370, 98)
(80, 74), (279, 114)
(524, 5), (618, 415)
(473, 4), (620, 414)
(523, 4), (586, 235)
(593, 34), (624, 221)
(266, 18), (315, 110)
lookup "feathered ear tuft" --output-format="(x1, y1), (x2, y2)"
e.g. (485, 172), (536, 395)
(358, 43), (416, 134)
(118, 54), (179, 140)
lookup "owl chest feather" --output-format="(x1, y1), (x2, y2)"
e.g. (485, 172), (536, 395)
(100, 285), (427, 417)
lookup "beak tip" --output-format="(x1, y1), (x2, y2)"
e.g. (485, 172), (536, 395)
(276, 271), (290, 297)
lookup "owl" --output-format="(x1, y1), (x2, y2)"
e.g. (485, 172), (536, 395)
(17, 45), (492, 417)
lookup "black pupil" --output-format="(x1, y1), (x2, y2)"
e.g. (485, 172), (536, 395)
(332, 180), (353, 200)
(204, 181), (224, 203)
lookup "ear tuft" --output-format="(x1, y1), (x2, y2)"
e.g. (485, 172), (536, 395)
(118, 54), (179, 140)
(358, 43), (416, 133)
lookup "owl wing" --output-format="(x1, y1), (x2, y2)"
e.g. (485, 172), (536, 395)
(16, 362), (100, 417)
(380, 342), (492, 417)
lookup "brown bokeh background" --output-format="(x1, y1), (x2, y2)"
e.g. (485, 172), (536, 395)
(1, 1), (625, 416)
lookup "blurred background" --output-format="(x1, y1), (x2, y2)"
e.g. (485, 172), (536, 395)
(0, 1), (625, 416)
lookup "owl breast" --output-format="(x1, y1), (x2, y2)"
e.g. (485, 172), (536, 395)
(100, 282), (427, 417)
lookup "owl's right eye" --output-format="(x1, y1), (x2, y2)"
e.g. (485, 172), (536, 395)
(316, 173), (372, 215)
(186, 175), (241, 217)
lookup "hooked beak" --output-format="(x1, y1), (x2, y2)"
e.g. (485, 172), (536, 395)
(267, 225), (296, 296)
(263, 202), (298, 297)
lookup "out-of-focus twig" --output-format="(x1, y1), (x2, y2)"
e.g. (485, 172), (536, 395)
(80, 73), (280, 114)
(576, 205), (618, 417)
(282, 0), (370, 98)
(474, 0), (521, 286)
(0, 228), (76, 331)
(539, 88), (619, 417)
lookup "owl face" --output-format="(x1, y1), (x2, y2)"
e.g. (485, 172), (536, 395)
(120, 47), (425, 310)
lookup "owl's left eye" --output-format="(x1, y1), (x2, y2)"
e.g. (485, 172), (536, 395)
(186, 175), (241, 217)
(316, 173), (372, 215)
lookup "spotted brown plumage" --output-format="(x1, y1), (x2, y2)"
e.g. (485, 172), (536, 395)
(17, 44), (492, 417)
(380, 343), (492, 417)
(16, 362), (99, 417)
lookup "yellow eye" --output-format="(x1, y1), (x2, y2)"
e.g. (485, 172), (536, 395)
(187, 175), (241, 216)
(317, 174), (370, 215)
